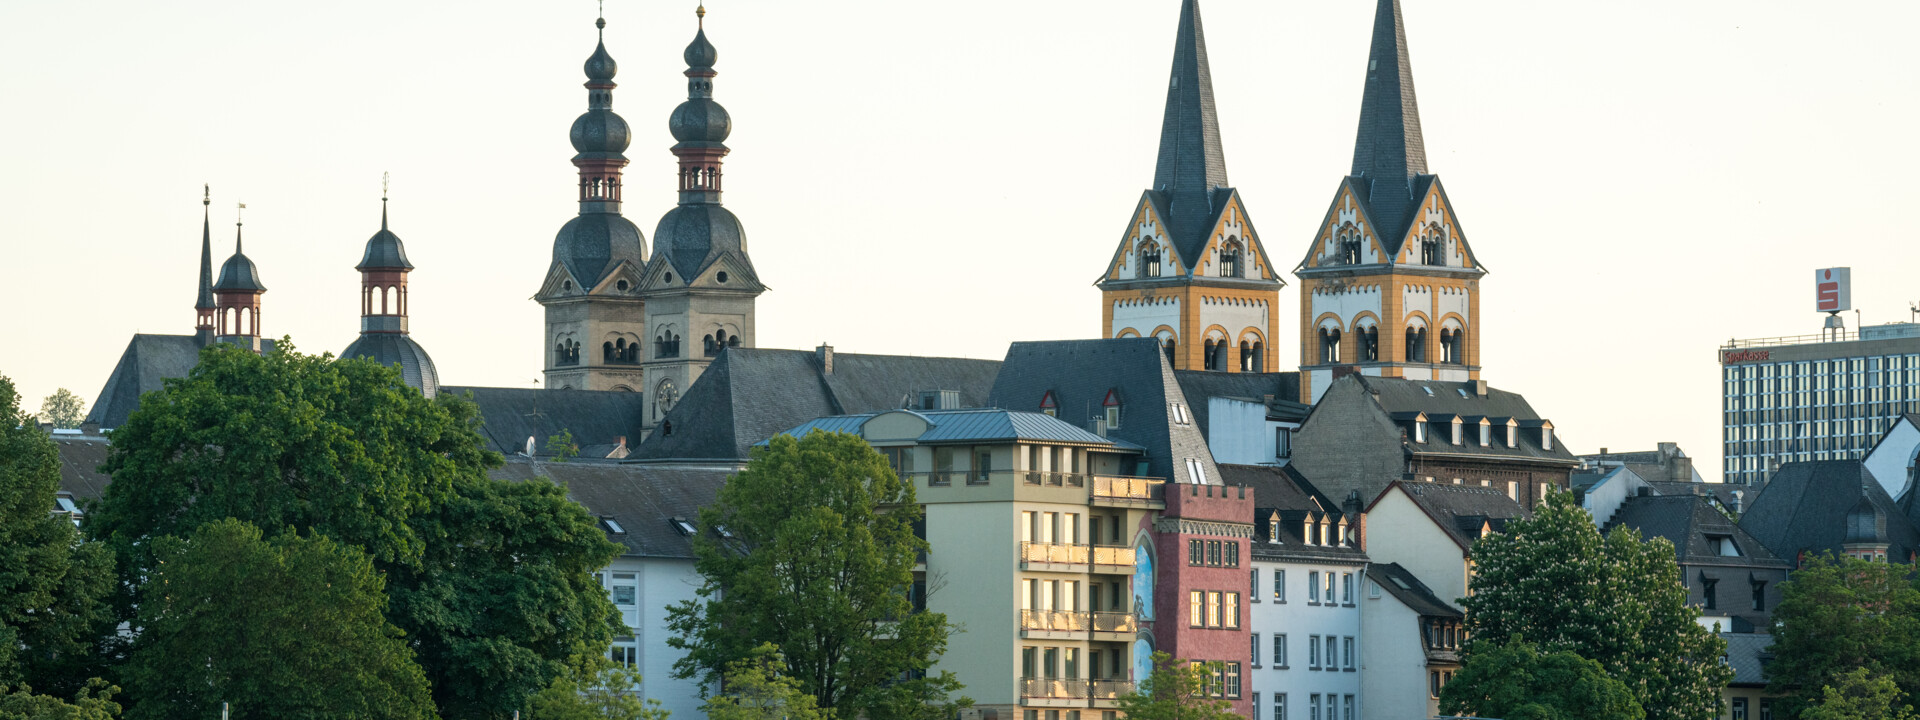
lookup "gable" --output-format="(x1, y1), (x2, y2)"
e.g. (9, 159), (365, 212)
(1189, 191), (1282, 283)
(588, 259), (644, 296)
(1384, 178), (1481, 272)
(1100, 193), (1181, 283)
(1297, 180), (1389, 271)
(536, 261), (583, 300)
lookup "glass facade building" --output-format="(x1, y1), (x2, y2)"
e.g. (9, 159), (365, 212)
(1720, 324), (1920, 486)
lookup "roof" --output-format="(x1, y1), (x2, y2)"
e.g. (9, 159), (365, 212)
(1149, 0), (1230, 265)
(492, 456), (729, 560)
(51, 433), (112, 501)
(342, 333), (439, 399)
(549, 212), (645, 288)
(86, 334), (280, 431)
(1368, 562), (1460, 619)
(1347, 0), (1429, 254)
(212, 226), (265, 292)
(987, 339), (1222, 485)
(196, 207), (215, 309)
(631, 347), (1002, 461)
(1223, 464), (1371, 563)
(1721, 632), (1773, 687)
(1350, 375), (1576, 465)
(1385, 480), (1528, 551)
(443, 386), (649, 458)
(1739, 460), (1920, 561)
(1643, 481), (1751, 511)
(356, 206), (413, 270)
(1605, 494), (1788, 568)
(651, 204), (760, 289)
(1171, 370), (1307, 437)
(769, 408), (1120, 447)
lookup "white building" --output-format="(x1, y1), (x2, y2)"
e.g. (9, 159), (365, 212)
(1360, 563), (1462, 720)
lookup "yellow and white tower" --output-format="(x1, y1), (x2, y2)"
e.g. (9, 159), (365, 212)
(1294, 0), (1485, 403)
(1096, 0), (1284, 373)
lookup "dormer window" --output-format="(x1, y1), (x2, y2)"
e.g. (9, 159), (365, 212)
(1303, 519), (1316, 546)
(1708, 535), (1740, 557)
(1479, 422), (1491, 447)
(1450, 419), (1463, 446)
(1542, 426), (1554, 451)
(1269, 518), (1281, 544)
(1103, 390), (1123, 429)
(1414, 422), (1428, 444)
(1040, 391), (1058, 417)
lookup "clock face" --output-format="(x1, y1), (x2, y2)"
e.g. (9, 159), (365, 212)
(655, 378), (678, 415)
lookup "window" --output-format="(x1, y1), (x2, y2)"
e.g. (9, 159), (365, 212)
(1103, 390), (1122, 428)
(1760, 699), (1774, 720)
(1139, 241), (1163, 278)
(1190, 591), (1204, 627)
(1190, 539), (1204, 565)
(611, 584), (636, 606)
(1429, 671), (1441, 698)
(1251, 569), (1260, 600)
(1225, 592), (1240, 628)
(1310, 694), (1322, 720)
(1208, 540), (1221, 566)
(1276, 427), (1293, 458)
(1413, 422), (1427, 444)
(1324, 573), (1335, 604)
(1254, 693), (1262, 720)
(1324, 635), (1336, 669)
(610, 644), (637, 666)
(1207, 591), (1222, 627)
(1368, 580), (1380, 599)
(1752, 581), (1767, 612)
(1319, 327), (1342, 364)
(1732, 697), (1748, 720)
(1225, 662), (1241, 698)
(1226, 542), (1239, 568)
(1342, 573), (1352, 604)
(1703, 578), (1718, 610)
(1343, 695), (1354, 720)
(671, 518), (697, 536)
(1308, 571), (1320, 604)
(1275, 569), (1286, 602)
(1252, 633), (1261, 665)
(1185, 457), (1207, 483)
(1309, 636), (1320, 669)
(1343, 637), (1355, 670)
(1220, 240), (1244, 278)
(1274, 634), (1287, 667)
(1276, 693), (1288, 720)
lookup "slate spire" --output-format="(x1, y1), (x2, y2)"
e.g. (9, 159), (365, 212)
(1350, 0), (1427, 185)
(1151, 0), (1229, 254)
(196, 185), (215, 312)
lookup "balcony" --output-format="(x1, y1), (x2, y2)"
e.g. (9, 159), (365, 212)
(1090, 611), (1137, 637)
(1021, 541), (1089, 567)
(1020, 609), (1088, 638)
(1090, 544), (1137, 573)
(1089, 679), (1136, 707)
(1090, 475), (1165, 508)
(1020, 677), (1090, 702)
(1022, 471), (1087, 488)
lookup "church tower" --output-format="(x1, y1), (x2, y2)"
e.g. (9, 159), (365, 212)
(536, 10), (651, 392)
(1096, 0), (1284, 373)
(1293, 0), (1485, 403)
(212, 206), (266, 352)
(194, 185), (217, 347)
(636, 4), (765, 428)
(342, 187), (440, 398)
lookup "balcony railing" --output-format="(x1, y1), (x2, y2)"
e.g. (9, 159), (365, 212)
(1089, 680), (1136, 701)
(1021, 541), (1089, 565)
(1020, 677), (1092, 700)
(1091, 475), (1165, 504)
(1090, 611), (1137, 634)
(1091, 544), (1136, 568)
(1021, 471), (1087, 488)
(1020, 609), (1089, 632)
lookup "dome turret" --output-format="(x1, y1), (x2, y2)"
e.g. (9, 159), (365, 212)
(669, 99), (730, 143)
(356, 202), (413, 270)
(585, 18), (618, 80)
(684, 28), (717, 69)
(214, 224), (266, 292)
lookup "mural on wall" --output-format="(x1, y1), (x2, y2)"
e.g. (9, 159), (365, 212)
(1133, 637), (1155, 682)
(1133, 540), (1154, 621)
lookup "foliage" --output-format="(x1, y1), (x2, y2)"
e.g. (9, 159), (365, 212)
(547, 429), (579, 463)
(1461, 490), (1731, 720)
(0, 680), (120, 720)
(120, 519), (434, 720)
(0, 374), (116, 698)
(1112, 652), (1240, 720)
(699, 644), (828, 720)
(1439, 636), (1644, 720)
(36, 389), (85, 430)
(1802, 668), (1919, 720)
(88, 344), (626, 719)
(666, 431), (962, 718)
(1766, 555), (1920, 718)
(523, 656), (669, 720)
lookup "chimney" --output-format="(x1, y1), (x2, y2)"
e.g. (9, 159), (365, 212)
(815, 343), (834, 375)
(1599, 447), (1608, 456)
(1657, 441), (1679, 459)
(1672, 457), (1692, 483)
(80, 421), (100, 435)
(1092, 417), (1108, 438)
(1474, 379), (1488, 397)
(1730, 489), (1744, 515)
(1344, 490), (1367, 550)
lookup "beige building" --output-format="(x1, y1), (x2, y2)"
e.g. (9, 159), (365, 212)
(773, 408), (1167, 720)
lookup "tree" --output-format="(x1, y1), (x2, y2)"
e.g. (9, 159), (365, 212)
(88, 344), (626, 719)
(547, 429), (580, 462)
(1112, 652), (1239, 720)
(700, 644), (827, 720)
(0, 680), (120, 720)
(0, 374), (116, 699)
(1765, 555), (1920, 718)
(120, 518), (435, 720)
(666, 431), (963, 718)
(1439, 636), (1644, 720)
(1461, 490), (1731, 720)
(37, 389), (85, 429)
(523, 657), (669, 720)
(1802, 668), (1919, 720)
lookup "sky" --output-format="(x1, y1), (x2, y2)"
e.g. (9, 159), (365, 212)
(3, 1), (1918, 480)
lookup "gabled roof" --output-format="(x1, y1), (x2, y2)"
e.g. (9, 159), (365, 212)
(1605, 494), (1788, 568)
(1380, 480), (1528, 551)
(1172, 370), (1306, 436)
(1721, 632), (1774, 687)
(1739, 460), (1920, 561)
(988, 338), (1222, 485)
(1150, 0), (1231, 264)
(631, 348), (1002, 461)
(444, 385), (649, 458)
(1346, 376), (1577, 465)
(1225, 464), (1370, 563)
(491, 456), (728, 560)
(86, 334), (280, 431)
(768, 408), (1121, 448)
(51, 433), (112, 501)
(1368, 562), (1460, 619)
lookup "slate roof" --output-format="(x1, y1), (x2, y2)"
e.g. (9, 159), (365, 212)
(770, 409), (1119, 447)
(1739, 460), (1920, 562)
(1351, 376), (1577, 465)
(1151, 0), (1230, 264)
(196, 206), (215, 310)
(490, 457), (729, 560)
(86, 335), (279, 431)
(355, 206), (413, 270)
(1644, 481), (1752, 512)
(652, 204), (759, 288)
(549, 212), (645, 288)
(631, 348), (1002, 461)
(444, 386), (649, 458)
(51, 433), (112, 501)
(988, 339), (1222, 485)
(1347, 0), (1430, 256)
(1605, 495), (1788, 569)
(1369, 562), (1460, 619)
(1171, 370), (1308, 438)
(1385, 480), (1528, 551)
(342, 333), (439, 399)
(1722, 632), (1774, 687)
(1224, 464), (1370, 564)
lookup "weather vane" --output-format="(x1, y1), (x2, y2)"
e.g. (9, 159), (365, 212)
(236, 202), (246, 225)
(383, 171), (390, 201)
(203, 183), (210, 205)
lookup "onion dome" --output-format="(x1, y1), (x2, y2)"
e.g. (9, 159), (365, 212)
(684, 27), (717, 69)
(669, 99), (730, 143)
(571, 110), (631, 154)
(214, 226), (266, 292)
(553, 213), (645, 285)
(356, 203), (413, 270)
(342, 334), (440, 399)
(585, 19), (618, 80)
(654, 204), (757, 284)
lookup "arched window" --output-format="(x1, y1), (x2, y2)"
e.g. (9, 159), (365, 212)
(1360, 325), (1380, 362)
(1406, 326), (1428, 362)
(603, 341), (616, 362)
(728, 335), (740, 348)
(1440, 327), (1465, 365)
(1239, 341), (1253, 372)
(703, 334), (717, 357)
(1220, 240), (1244, 278)
(1320, 328), (1343, 364)
(1162, 337), (1178, 368)
(1138, 241), (1163, 278)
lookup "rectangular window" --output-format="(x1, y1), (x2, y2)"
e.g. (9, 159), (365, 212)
(1344, 637), (1355, 669)
(1309, 636), (1320, 669)
(1190, 539), (1204, 565)
(1226, 541), (1239, 568)
(1225, 592), (1240, 628)
(1430, 671), (1441, 698)
(1275, 569), (1286, 602)
(1324, 572), (1335, 603)
(1207, 591), (1222, 628)
(1760, 699), (1774, 720)
(1277, 693), (1288, 720)
(1310, 694), (1322, 720)
(1343, 694), (1354, 720)
(1732, 697), (1748, 720)
(1065, 648), (1079, 679)
(1308, 571), (1320, 603)
(1252, 633), (1261, 665)
(1341, 573), (1352, 604)
(1325, 635), (1336, 668)
(1044, 647), (1059, 678)
(1752, 581), (1767, 611)
(1275, 633), (1288, 666)
(609, 645), (636, 666)
(1208, 540), (1221, 566)
(1251, 568), (1260, 600)
(1226, 662), (1241, 699)
(611, 585), (636, 606)
(1022, 646), (1036, 678)
(1277, 428), (1292, 458)
(1190, 590), (1204, 627)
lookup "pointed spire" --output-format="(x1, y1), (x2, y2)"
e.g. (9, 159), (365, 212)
(234, 202), (246, 254)
(196, 184), (215, 311)
(1350, 0), (1427, 183)
(381, 171), (390, 230)
(1151, 0), (1229, 259)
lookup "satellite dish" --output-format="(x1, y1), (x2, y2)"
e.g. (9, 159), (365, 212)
(523, 436), (536, 456)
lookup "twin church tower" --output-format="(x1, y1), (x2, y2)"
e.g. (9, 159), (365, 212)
(535, 5), (764, 423)
(1098, 0), (1486, 403)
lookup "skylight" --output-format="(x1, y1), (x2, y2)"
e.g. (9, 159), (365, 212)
(602, 518), (626, 534)
(671, 518), (697, 536)
(1457, 388), (1469, 398)
(1423, 386), (1435, 396)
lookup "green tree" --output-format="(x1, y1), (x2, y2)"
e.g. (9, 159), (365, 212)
(1766, 555), (1920, 718)
(1112, 652), (1239, 720)
(523, 657), (669, 720)
(88, 344), (626, 719)
(0, 680), (120, 720)
(547, 429), (580, 462)
(666, 431), (964, 718)
(1440, 636), (1644, 720)
(1802, 668), (1919, 720)
(0, 374), (116, 698)
(120, 519), (434, 720)
(1462, 491), (1731, 720)
(37, 389), (85, 429)
(700, 644), (827, 720)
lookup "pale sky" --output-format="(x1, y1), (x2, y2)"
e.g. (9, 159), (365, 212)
(4, 1), (1917, 481)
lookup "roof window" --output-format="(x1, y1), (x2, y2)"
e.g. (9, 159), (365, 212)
(1423, 386), (1435, 397)
(1040, 391), (1057, 417)
(1170, 402), (1191, 426)
(1457, 388), (1469, 398)
(602, 518), (626, 534)
(670, 517), (697, 536)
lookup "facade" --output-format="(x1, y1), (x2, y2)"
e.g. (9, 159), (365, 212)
(1228, 465), (1368, 720)
(1360, 562), (1462, 720)
(1362, 481), (1527, 614)
(1720, 633), (1781, 720)
(1155, 483), (1256, 718)
(340, 195), (440, 398)
(1604, 494), (1790, 632)
(1171, 370), (1309, 467)
(1862, 413), (1920, 500)
(1096, 0), (1285, 375)
(1293, 0), (1484, 404)
(767, 409), (1163, 720)
(1718, 323), (1920, 486)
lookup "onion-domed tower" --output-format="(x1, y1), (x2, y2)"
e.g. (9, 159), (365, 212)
(343, 190), (440, 398)
(536, 10), (650, 392)
(636, 3), (765, 428)
(212, 206), (267, 352)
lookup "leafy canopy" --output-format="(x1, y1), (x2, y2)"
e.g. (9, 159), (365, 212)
(522, 656), (670, 720)
(666, 431), (965, 719)
(1461, 490), (1731, 720)
(1439, 636), (1644, 720)
(1802, 668), (1920, 720)
(1765, 555), (1920, 719)
(37, 388), (85, 429)
(1112, 652), (1240, 720)
(700, 644), (828, 720)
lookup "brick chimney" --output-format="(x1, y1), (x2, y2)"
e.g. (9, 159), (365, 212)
(816, 343), (834, 375)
